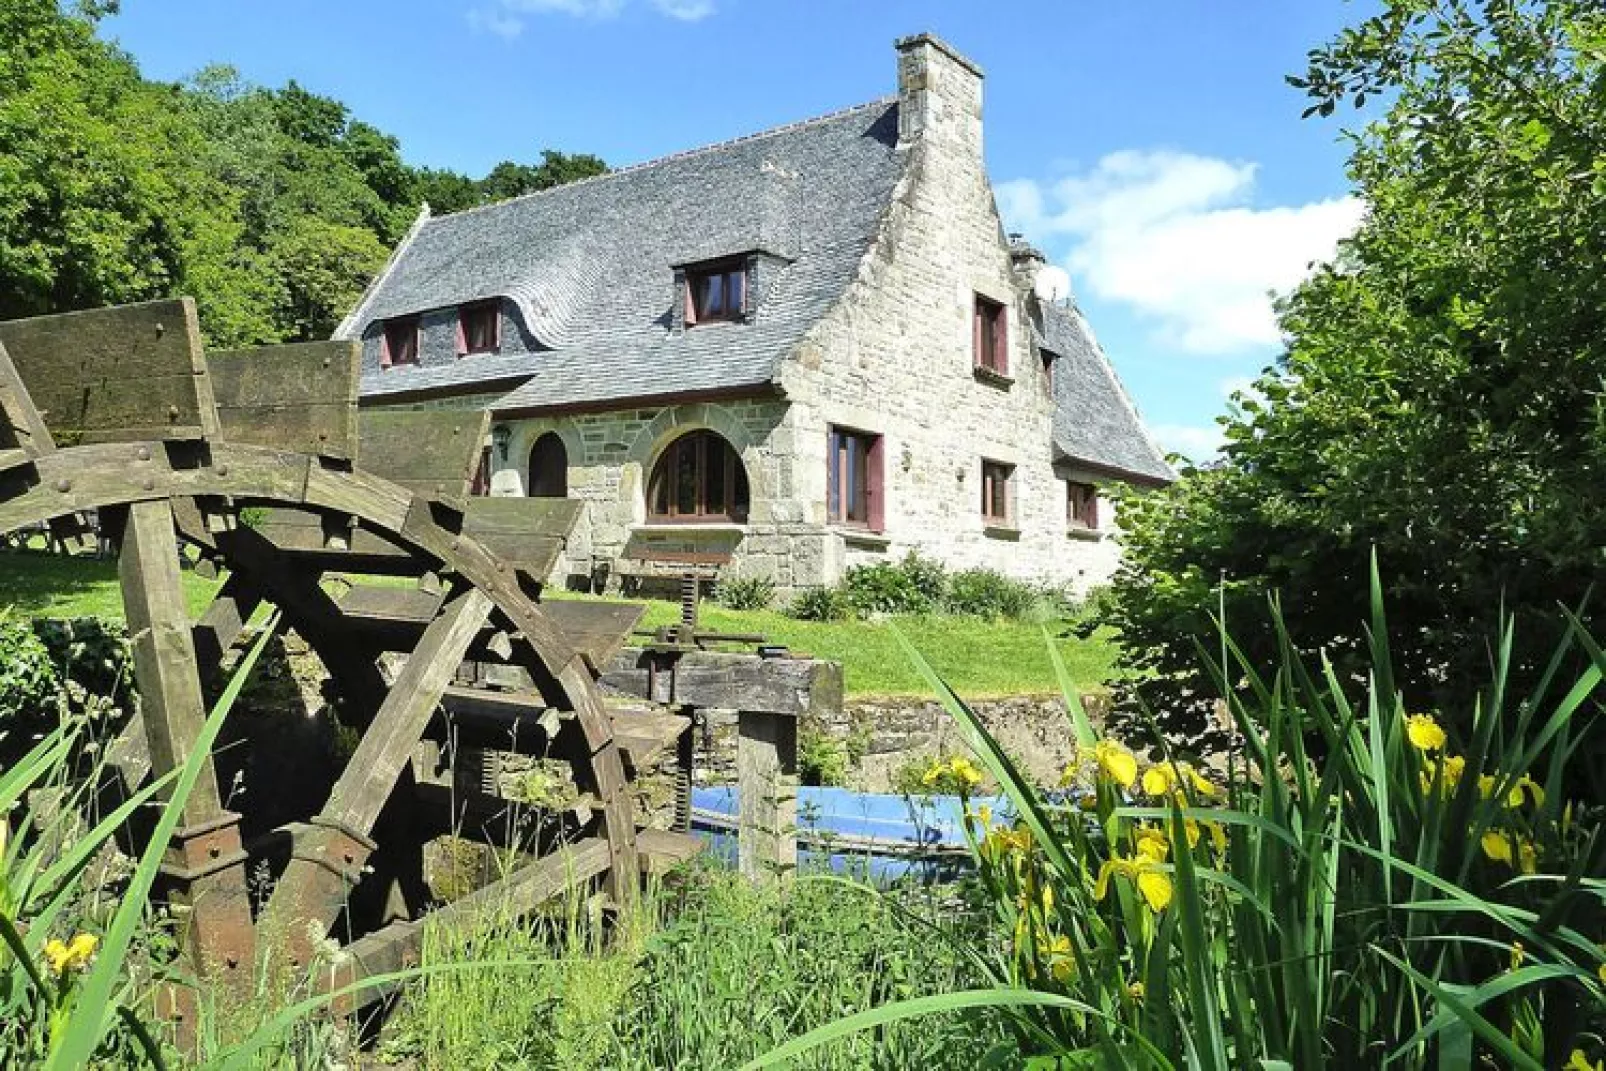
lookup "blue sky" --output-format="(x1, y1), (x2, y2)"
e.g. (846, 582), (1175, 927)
(104, 0), (1373, 460)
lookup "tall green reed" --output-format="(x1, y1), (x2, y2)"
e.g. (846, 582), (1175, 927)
(747, 560), (1606, 1069)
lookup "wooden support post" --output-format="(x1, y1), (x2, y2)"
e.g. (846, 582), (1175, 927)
(114, 500), (255, 994)
(737, 710), (796, 881)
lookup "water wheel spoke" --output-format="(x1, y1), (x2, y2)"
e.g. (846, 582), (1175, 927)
(257, 585), (494, 968)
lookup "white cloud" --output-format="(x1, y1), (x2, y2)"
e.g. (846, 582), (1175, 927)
(650, 0), (716, 18)
(467, 7), (527, 37)
(1150, 422), (1225, 463)
(997, 150), (1362, 355)
(469, 0), (712, 32)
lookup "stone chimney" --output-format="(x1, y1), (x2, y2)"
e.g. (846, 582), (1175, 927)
(896, 33), (984, 158)
(1009, 233), (1046, 287)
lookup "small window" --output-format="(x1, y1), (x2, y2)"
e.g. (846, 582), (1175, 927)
(381, 316), (420, 367)
(528, 432), (568, 498)
(973, 295), (1008, 375)
(686, 261), (747, 325)
(1067, 481), (1099, 530)
(458, 302), (500, 356)
(648, 430), (750, 522)
(1041, 350), (1056, 395)
(981, 460), (1013, 525)
(828, 427), (883, 530)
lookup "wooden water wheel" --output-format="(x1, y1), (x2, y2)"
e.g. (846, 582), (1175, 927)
(0, 298), (699, 1027)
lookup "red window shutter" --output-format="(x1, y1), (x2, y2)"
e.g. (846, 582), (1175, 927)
(972, 302), (983, 368)
(379, 327), (392, 368)
(455, 311), (467, 356)
(866, 435), (885, 532)
(994, 307), (1009, 375)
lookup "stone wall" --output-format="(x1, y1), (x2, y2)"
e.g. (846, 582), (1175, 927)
(680, 692), (1110, 795)
(778, 35), (1122, 597)
(364, 37), (1134, 599)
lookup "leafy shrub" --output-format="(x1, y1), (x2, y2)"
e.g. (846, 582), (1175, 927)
(842, 551), (946, 616)
(712, 575), (776, 611)
(798, 723), (848, 787)
(0, 618), (62, 726)
(786, 585), (851, 622)
(944, 568), (1039, 620)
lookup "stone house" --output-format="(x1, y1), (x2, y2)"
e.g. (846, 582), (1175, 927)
(334, 34), (1172, 597)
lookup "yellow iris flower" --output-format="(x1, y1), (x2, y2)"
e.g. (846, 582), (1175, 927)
(1133, 825), (1170, 863)
(1095, 854), (1173, 912)
(1404, 713), (1448, 752)
(43, 933), (99, 975)
(1566, 1051), (1603, 1071)
(1090, 739), (1138, 789)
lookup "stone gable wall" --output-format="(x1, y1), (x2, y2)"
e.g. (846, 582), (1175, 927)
(777, 38), (1121, 596)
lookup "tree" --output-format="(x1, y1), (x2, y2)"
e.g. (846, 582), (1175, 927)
(477, 150), (608, 202)
(0, 0), (605, 347)
(1106, 0), (1606, 748)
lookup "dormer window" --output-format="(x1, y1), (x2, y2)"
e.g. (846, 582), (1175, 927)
(685, 260), (747, 325)
(457, 301), (500, 356)
(380, 315), (420, 367)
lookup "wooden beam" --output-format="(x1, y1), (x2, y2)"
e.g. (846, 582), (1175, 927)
(0, 298), (220, 443)
(540, 599), (646, 672)
(209, 341), (360, 461)
(327, 837), (611, 1013)
(357, 409), (489, 505)
(601, 649), (843, 717)
(113, 500), (255, 988)
(737, 710), (797, 882)
(258, 585), (494, 969)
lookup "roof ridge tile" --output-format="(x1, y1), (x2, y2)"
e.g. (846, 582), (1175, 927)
(428, 96), (899, 223)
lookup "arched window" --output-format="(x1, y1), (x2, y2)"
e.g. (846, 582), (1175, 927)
(527, 433), (568, 498)
(647, 430), (750, 522)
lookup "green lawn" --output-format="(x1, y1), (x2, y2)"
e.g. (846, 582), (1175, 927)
(585, 596), (1115, 699)
(0, 551), (222, 619)
(0, 552), (1116, 699)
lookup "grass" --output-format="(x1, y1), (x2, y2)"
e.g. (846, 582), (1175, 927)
(0, 550), (220, 619)
(381, 864), (1004, 1070)
(0, 551), (1117, 699)
(620, 596), (1117, 699)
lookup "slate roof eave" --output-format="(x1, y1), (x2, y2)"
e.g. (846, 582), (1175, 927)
(341, 98), (907, 413)
(1042, 303), (1175, 486)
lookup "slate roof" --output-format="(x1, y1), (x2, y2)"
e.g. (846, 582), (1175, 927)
(1041, 303), (1174, 485)
(335, 99), (905, 409)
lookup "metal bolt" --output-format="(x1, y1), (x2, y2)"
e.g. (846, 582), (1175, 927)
(343, 851), (354, 864)
(142, 477), (155, 491)
(208, 844), (220, 858)
(167, 404), (179, 421)
(154, 322), (165, 338)
(225, 954), (238, 969)
(54, 478), (70, 493)
(216, 464), (228, 477)
(135, 446), (150, 461)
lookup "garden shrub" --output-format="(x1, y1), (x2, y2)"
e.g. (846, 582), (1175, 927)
(786, 585), (851, 622)
(712, 574), (776, 611)
(944, 568), (1038, 620)
(842, 551), (946, 616)
(797, 722), (848, 787)
(0, 618), (61, 727)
